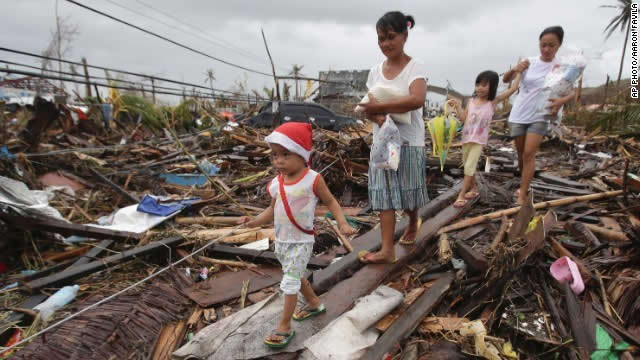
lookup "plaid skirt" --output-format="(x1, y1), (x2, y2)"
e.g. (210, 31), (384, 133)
(368, 145), (429, 211)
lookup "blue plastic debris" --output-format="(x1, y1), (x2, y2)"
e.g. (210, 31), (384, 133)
(136, 195), (199, 216)
(0, 146), (16, 160)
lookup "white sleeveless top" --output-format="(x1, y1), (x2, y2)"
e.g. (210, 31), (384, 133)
(267, 168), (320, 244)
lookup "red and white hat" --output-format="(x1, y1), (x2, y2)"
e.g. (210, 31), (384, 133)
(264, 122), (313, 162)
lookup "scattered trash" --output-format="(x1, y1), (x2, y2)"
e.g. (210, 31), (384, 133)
(33, 285), (80, 321)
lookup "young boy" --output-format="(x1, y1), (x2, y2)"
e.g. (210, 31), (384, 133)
(240, 122), (356, 348)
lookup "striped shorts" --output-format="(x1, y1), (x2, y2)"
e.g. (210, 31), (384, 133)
(368, 145), (429, 211)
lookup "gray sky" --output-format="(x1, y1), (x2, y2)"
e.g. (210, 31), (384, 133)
(0, 0), (633, 104)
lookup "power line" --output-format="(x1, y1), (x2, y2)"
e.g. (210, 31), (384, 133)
(0, 68), (263, 102)
(0, 47), (256, 98)
(64, 0), (273, 77)
(0, 59), (267, 100)
(129, 0), (281, 71)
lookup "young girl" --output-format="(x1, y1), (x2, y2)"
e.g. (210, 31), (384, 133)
(356, 11), (428, 263)
(447, 70), (522, 207)
(240, 122), (356, 348)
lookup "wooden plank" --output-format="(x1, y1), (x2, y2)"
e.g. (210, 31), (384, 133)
(206, 244), (329, 269)
(0, 213), (141, 241)
(565, 221), (608, 257)
(312, 183), (463, 293)
(24, 236), (183, 291)
(531, 182), (592, 196)
(454, 243), (488, 273)
(538, 173), (588, 189)
(375, 287), (426, 332)
(70, 239), (115, 268)
(562, 281), (593, 359)
(183, 266), (282, 307)
(361, 274), (454, 360)
(312, 199), (474, 347)
(43, 246), (91, 263)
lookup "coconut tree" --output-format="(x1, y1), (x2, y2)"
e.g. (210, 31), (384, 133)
(289, 64), (304, 100)
(601, 0), (633, 86)
(203, 68), (216, 98)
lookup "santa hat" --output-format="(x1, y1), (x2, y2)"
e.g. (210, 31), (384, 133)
(264, 122), (313, 162)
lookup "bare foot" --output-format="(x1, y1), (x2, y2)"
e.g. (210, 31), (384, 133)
(400, 218), (420, 243)
(454, 198), (468, 208)
(361, 250), (395, 264)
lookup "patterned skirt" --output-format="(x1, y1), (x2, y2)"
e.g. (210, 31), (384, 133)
(368, 145), (429, 211)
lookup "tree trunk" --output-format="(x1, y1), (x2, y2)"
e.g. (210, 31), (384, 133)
(617, 24), (630, 86)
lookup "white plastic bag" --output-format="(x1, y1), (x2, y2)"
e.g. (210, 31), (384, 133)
(370, 117), (401, 170)
(34, 285), (79, 321)
(355, 85), (411, 124)
(534, 53), (587, 120)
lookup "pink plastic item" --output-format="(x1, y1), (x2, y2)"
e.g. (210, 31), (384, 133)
(550, 256), (585, 294)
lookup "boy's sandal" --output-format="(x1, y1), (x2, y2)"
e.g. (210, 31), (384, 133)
(358, 250), (397, 264)
(399, 218), (422, 245)
(264, 330), (295, 348)
(464, 191), (479, 200)
(293, 303), (326, 321)
(453, 198), (468, 208)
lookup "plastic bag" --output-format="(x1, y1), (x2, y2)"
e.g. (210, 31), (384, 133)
(370, 117), (401, 170)
(534, 53), (587, 120)
(426, 103), (459, 171)
(355, 85), (411, 125)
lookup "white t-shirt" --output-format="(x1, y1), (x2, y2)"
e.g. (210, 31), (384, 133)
(509, 56), (560, 124)
(267, 168), (319, 244)
(366, 58), (426, 147)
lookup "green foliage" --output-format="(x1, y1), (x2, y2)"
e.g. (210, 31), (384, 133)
(118, 94), (166, 130)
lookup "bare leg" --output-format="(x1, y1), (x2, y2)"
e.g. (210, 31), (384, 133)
(399, 208), (420, 241)
(513, 135), (526, 174)
(455, 175), (474, 206)
(364, 210), (396, 263)
(298, 278), (321, 311)
(266, 294), (296, 342)
(517, 133), (543, 205)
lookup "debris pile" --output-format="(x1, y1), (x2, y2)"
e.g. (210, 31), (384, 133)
(0, 95), (638, 360)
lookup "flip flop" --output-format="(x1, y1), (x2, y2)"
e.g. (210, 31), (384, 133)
(358, 250), (397, 264)
(453, 198), (468, 208)
(464, 191), (479, 200)
(264, 330), (295, 348)
(399, 218), (422, 245)
(293, 303), (326, 321)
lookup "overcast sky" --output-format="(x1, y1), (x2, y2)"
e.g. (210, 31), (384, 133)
(1, 0), (633, 104)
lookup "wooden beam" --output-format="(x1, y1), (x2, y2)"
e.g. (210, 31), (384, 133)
(361, 274), (454, 360)
(439, 191), (623, 234)
(89, 167), (139, 204)
(538, 173), (588, 189)
(206, 244), (329, 269)
(313, 199), (474, 344)
(0, 213), (141, 241)
(312, 183), (463, 293)
(454, 243), (488, 273)
(24, 236), (183, 291)
(69, 239), (115, 268)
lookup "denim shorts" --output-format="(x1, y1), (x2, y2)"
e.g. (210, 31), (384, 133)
(509, 121), (548, 137)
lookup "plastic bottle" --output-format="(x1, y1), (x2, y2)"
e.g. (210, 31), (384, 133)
(33, 285), (80, 321)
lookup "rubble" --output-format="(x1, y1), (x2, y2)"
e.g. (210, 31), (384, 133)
(0, 92), (638, 360)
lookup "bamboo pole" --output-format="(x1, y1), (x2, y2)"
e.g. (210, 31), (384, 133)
(325, 217), (353, 252)
(584, 223), (628, 242)
(489, 216), (509, 251)
(176, 216), (242, 225)
(438, 190), (622, 234)
(197, 256), (256, 268)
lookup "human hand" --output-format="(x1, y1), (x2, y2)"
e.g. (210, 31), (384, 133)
(238, 216), (253, 226)
(446, 98), (461, 108)
(514, 59), (530, 73)
(546, 97), (564, 114)
(339, 223), (357, 236)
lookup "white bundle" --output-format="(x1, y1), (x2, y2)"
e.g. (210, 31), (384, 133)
(354, 85), (411, 124)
